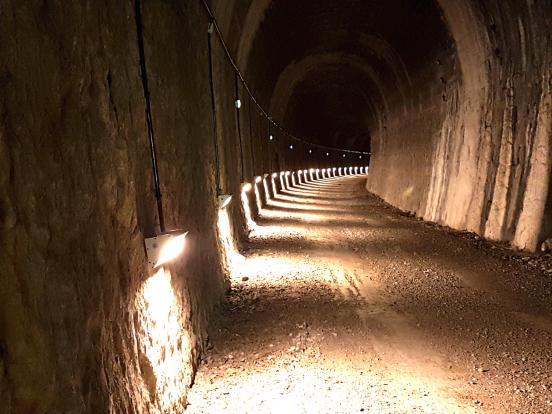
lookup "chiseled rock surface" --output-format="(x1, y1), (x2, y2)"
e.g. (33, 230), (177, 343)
(0, 1), (235, 412)
(366, 0), (551, 252)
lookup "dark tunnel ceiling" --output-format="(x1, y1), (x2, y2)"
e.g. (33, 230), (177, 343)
(243, 0), (453, 151)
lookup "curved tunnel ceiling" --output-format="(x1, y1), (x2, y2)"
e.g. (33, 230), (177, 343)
(233, 0), (454, 152)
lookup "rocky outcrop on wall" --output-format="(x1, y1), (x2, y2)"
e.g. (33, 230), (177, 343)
(367, 0), (551, 252)
(0, 0), (241, 412)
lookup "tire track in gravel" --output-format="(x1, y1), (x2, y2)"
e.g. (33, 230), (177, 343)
(186, 176), (552, 413)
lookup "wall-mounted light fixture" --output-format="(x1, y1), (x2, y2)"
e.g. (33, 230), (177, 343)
(218, 194), (233, 209)
(235, 99), (242, 109)
(289, 144), (294, 150)
(135, 0), (189, 271)
(144, 231), (189, 270)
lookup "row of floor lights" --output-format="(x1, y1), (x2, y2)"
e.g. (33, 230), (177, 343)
(251, 165), (369, 194)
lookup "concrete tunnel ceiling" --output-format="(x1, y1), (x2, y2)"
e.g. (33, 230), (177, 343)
(231, 0), (454, 154)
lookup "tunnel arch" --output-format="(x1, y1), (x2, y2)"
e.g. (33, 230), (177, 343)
(268, 53), (389, 151)
(223, 0), (551, 251)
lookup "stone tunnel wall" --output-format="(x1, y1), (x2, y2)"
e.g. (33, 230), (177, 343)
(0, 0), (266, 412)
(366, 0), (551, 252)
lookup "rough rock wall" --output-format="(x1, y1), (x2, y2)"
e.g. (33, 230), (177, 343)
(367, 0), (551, 251)
(0, 0), (255, 412)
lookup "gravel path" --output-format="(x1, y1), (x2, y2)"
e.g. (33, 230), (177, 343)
(186, 176), (552, 413)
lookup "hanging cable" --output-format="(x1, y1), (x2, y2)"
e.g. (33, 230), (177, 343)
(207, 19), (223, 196)
(134, 0), (165, 233)
(198, 0), (370, 156)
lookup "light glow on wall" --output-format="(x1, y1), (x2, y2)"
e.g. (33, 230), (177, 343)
(217, 208), (245, 273)
(136, 268), (192, 413)
(254, 182), (263, 212)
(263, 177), (271, 202)
(241, 187), (256, 231)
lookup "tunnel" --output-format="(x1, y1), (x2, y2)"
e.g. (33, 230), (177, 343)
(0, 0), (551, 412)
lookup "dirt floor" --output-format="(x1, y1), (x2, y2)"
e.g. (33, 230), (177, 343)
(186, 176), (552, 413)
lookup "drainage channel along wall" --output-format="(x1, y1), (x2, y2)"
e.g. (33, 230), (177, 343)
(0, 0), (264, 412)
(366, 0), (551, 252)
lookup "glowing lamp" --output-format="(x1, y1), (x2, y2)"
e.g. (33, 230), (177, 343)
(217, 194), (233, 209)
(326, 152), (329, 156)
(235, 99), (242, 109)
(316, 169), (320, 172)
(343, 154), (346, 158)
(272, 172), (278, 178)
(242, 183), (252, 192)
(289, 144), (294, 149)
(255, 176), (262, 183)
(269, 134), (274, 140)
(309, 168), (315, 173)
(285, 171), (291, 176)
(359, 155), (363, 159)
(145, 231), (188, 270)
(309, 149), (312, 154)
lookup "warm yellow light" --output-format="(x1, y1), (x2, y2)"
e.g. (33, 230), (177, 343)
(241, 188), (256, 230)
(136, 268), (191, 412)
(217, 208), (244, 273)
(155, 233), (187, 268)
(242, 182), (252, 192)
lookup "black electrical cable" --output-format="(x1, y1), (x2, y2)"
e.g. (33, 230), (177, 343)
(207, 20), (223, 196)
(198, 0), (370, 156)
(134, 0), (166, 233)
